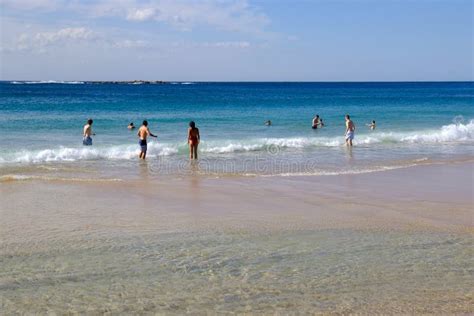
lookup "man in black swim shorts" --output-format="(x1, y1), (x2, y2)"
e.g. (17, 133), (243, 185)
(137, 120), (157, 159)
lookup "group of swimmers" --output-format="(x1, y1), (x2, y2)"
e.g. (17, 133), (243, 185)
(83, 119), (200, 160)
(82, 114), (376, 160)
(309, 114), (376, 146)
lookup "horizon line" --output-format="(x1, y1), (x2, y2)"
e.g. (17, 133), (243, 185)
(1, 80), (473, 83)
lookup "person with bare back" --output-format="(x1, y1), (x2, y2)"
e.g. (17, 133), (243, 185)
(188, 121), (200, 160)
(83, 119), (95, 146)
(345, 114), (355, 146)
(137, 120), (157, 160)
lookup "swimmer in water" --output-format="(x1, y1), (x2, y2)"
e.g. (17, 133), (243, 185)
(128, 122), (135, 130)
(188, 121), (200, 160)
(367, 120), (376, 130)
(312, 115), (320, 129)
(265, 120), (272, 126)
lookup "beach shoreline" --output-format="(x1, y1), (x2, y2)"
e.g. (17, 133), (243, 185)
(1, 161), (472, 236)
(1, 161), (472, 313)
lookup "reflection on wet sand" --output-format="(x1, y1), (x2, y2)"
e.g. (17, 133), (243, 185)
(0, 162), (472, 314)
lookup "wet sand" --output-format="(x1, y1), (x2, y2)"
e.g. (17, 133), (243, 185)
(1, 162), (473, 313)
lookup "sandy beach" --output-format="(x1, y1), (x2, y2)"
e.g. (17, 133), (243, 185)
(2, 0), (472, 312)
(1, 161), (472, 314)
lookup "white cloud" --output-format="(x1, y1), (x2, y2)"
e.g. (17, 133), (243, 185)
(7, 27), (146, 53)
(35, 27), (97, 43)
(0, 20), (153, 54)
(14, 27), (98, 52)
(146, 0), (267, 34)
(126, 8), (156, 21)
(88, 0), (269, 35)
(2, 0), (271, 36)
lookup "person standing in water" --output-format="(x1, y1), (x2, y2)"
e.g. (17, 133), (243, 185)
(83, 119), (95, 146)
(312, 115), (320, 129)
(137, 120), (157, 160)
(188, 121), (200, 160)
(367, 120), (376, 130)
(345, 115), (355, 146)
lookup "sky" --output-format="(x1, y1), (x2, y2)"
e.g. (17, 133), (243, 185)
(0, 0), (472, 81)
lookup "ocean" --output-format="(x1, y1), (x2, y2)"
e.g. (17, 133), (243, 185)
(1, 81), (473, 314)
(1, 81), (473, 180)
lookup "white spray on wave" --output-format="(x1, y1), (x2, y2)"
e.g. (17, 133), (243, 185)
(0, 120), (472, 164)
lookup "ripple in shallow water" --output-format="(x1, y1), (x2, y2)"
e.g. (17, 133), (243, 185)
(1, 230), (472, 314)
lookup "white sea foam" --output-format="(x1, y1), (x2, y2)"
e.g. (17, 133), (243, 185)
(203, 120), (474, 153)
(162, 81), (193, 85)
(1, 142), (177, 164)
(0, 121), (472, 164)
(259, 159), (437, 177)
(0, 174), (122, 183)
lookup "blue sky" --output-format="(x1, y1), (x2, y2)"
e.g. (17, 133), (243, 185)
(0, 0), (472, 81)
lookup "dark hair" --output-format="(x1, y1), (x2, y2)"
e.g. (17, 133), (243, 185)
(372, 120), (375, 123)
(316, 115), (319, 118)
(189, 121), (196, 128)
(143, 120), (148, 126)
(130, 122), (134, 126)
(87, 119), (93, 124)
(345, 115), (350, 119)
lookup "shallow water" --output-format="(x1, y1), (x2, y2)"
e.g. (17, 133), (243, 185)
(1, 229), (472, 314)
(1, 163), (473, 314)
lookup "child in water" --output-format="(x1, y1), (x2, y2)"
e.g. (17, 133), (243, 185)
(188, 121), (200, 159)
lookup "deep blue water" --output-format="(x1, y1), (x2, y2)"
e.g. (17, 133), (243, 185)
(0, 81), (473, 177)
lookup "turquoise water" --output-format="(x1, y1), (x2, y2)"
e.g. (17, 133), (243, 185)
(1, 82), (473, 314)
(2, 229), (472, 314)
(1, 81), (473, 178)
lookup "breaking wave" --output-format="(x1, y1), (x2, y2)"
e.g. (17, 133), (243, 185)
(0, 142), (178, 164)
(203, 120), (474, 153)
(0, 121), (472, 165)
